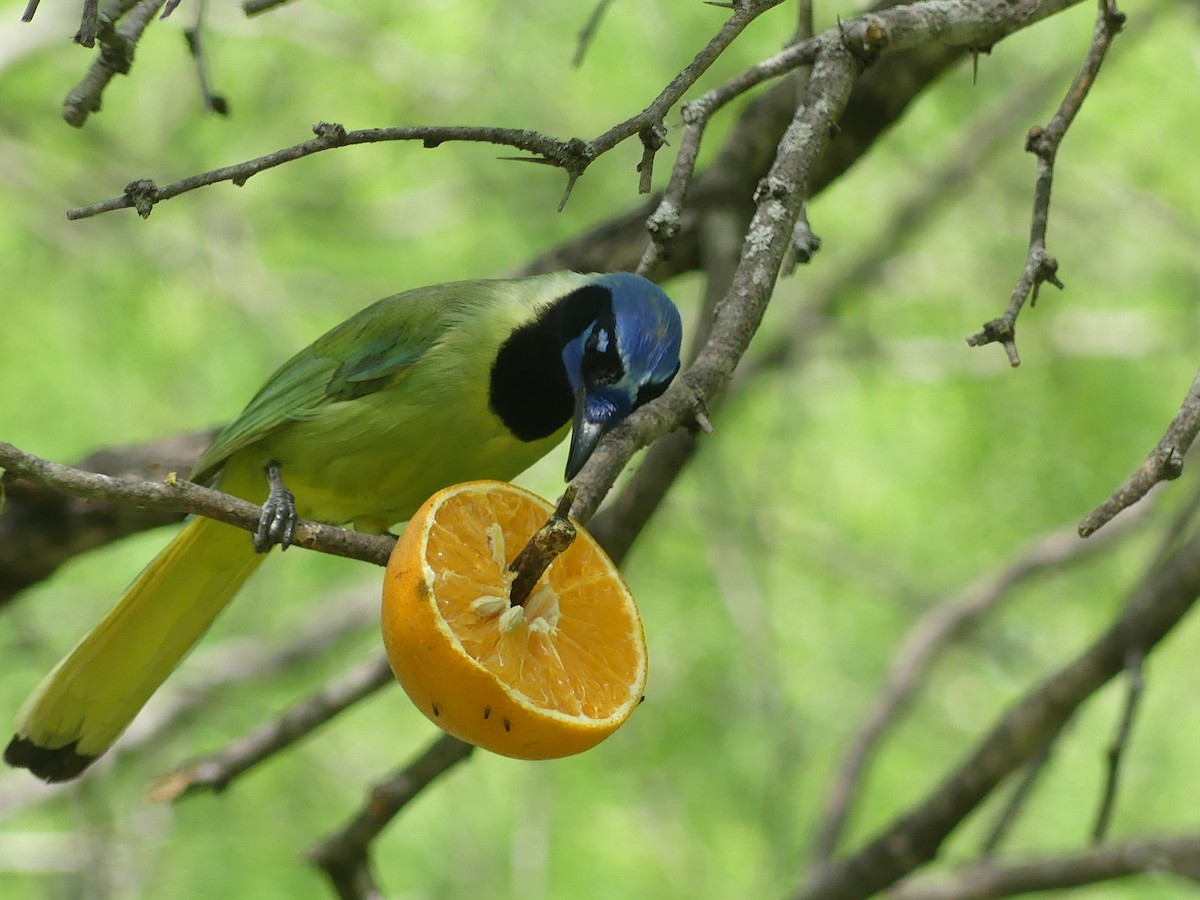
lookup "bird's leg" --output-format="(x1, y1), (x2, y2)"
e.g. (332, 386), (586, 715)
(254, 460), (298, 552)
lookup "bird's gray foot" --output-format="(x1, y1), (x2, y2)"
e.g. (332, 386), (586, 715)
(254, 461), (298, 552)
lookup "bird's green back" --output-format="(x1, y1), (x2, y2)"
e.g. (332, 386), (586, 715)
(190, 273), (591, 523)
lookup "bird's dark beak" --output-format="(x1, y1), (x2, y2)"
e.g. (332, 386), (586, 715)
(565, 389), (612, 481)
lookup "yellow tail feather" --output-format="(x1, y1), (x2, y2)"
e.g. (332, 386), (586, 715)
(7, 514), (266, 780)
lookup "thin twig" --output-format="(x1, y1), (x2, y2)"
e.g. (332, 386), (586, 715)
(306, 735), (475, 900)
(66, 123), (574, 219)
(0, 440), (395, 566)
(978, 737), (1059, 855)
(68, 1), (788, 217)
(183, 0), (228, 114)
(573, 0), (616, 67)
(1079, 366), (1200, 537)
(967, 0), (1126, 365)
(1091, 649), (1144, 843)
(150, 655), (395, 801)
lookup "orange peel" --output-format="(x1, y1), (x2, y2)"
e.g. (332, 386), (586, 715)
(381, 480), (646, 759)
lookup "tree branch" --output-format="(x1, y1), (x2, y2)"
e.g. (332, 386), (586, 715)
(571, 0), (1087, 523)
(66, 1), (788, 217)
(150, 654), (394, 801)
(0, 431), (213, 607)
(0, 440), (394, 567)
(793, 517), (1200, 900)
(63, 0), (167, 127)
(967, 0), (1126, 365)
(1090, 649), (1144, 843)
(305, 735), (475, 900)
(1079, 366), (1200, 537)
(808, 510), (1150, 869)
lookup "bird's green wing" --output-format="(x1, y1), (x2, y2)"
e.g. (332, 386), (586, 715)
(190, 288), (452, 483)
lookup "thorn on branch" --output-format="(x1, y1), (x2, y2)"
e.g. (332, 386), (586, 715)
(689, 401), (715, 436)
(969, 44), (993, 85)
(554, 138), (595, 212)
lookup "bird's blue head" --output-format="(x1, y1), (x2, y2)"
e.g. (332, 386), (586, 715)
(560, 272), (682, 480)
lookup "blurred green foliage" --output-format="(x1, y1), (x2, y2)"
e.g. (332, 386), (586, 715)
(2, 1), (1199, 898)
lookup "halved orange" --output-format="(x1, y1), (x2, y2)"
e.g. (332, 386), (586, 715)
(381, 480), (647, 759)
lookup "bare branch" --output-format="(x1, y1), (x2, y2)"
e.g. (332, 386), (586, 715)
(66, 123), (575, 220)
(978, 739), (1058, 855)
(1079, 366), (1200, 537)
(967, 0), (1127, 365)
(793, 518), (1200, 900)
(0, 431), (213, 606)
(68, 1), (787, 217)
(808, 511), (1150, 869)
(183, 0), (228, 115)
(150, 655), (394, 801)
(306, 735), (475, 900)
(573, 0), (616, 67)
(64, 0), (168, 127)
(891, 833), (1200, 900)
(596, 47), (1069, 559)
(577, 0), (1088, 524)
(1091, 650), (1144, 843)
(573, 38), (860, 521)
(0, 440), (394, 566)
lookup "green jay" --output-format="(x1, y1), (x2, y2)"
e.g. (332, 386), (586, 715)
(6, 271), (683, 781)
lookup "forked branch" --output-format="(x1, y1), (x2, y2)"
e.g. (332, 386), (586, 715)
(967, 0), (1126, 365)
(794, 516), (1200, 900)
(65, 1), (788, 216)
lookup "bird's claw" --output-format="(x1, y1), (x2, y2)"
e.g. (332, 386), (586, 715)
(254, 462), (298, 552)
